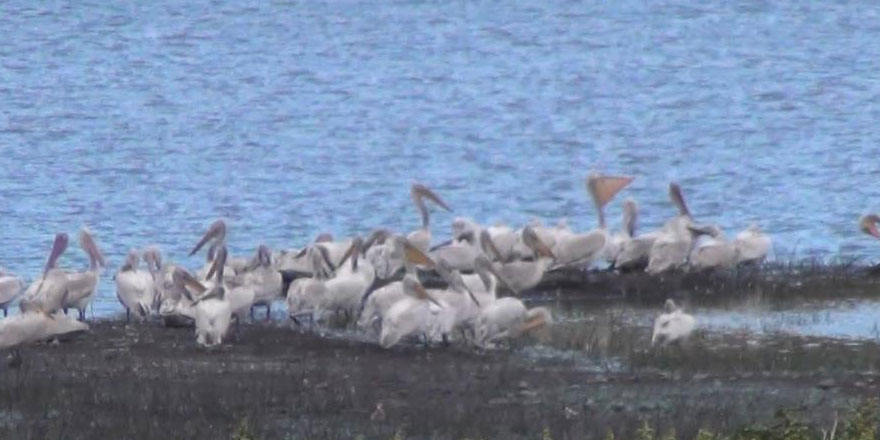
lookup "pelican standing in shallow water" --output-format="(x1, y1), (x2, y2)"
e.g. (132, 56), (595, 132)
(0, 269), (23, 317)
(551, 173), (634, 268)
(115, 250), (155, 322)
(651, 299), (697, 346)
(62, 228), (106, 320)
(474, 297), (552, 349)
(20, 233), (71, 315)
(646, 183), (696, 274)
(407, 183), (453, 253)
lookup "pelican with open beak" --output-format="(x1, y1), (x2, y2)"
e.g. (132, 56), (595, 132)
(551, 172), (633, 268)
(20, 233), (71, 316)
(646, 182), (697, 274)
(62, 227), (105, 320)
(406, 183), (453, 253)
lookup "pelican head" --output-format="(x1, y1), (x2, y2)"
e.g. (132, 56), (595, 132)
(860, 214), (880, 240)
(44, 233), (69, 274)
(411, 183), (452, 228)
(687, 224), (723, 238)
(522, 226), (555, 260)
(121, 250), (139, 272)
(143, 246), (162, 274)
(190, 219), (227, 256)
(669, 182), (691, 218)
(664, 298), (679, 313)
(79, 227), (105, 270)
(402, 273), (441, 306)
(314, 232), (334, 243)
(247, 244), (272, 270)
(479, 230), (503, 261)
(586, 172), (634, 228)
(363, 229), (391, 252)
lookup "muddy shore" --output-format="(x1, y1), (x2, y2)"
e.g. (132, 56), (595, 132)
(3, 264), (880, 439)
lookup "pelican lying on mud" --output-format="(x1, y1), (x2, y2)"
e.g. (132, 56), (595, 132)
(613, 199), (660, 271)
(647, 183), (696, 274)
(485, 226), (555, 295)
(651, 299), (697, 346)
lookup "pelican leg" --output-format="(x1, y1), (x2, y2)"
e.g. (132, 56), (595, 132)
(265, 304), (271, 321)
(8, 349), (22, 369)
(126, 309), (131, 323)
(2, 308), (6, 317)
(78, 308), (86, 321)
(250, 305), (256, 322)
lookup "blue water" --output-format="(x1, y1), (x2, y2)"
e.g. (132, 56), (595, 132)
(2, 0), (880, 316)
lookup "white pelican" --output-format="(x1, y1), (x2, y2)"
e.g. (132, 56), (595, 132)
(189, 219), (244, 281)
(114, 250), (155, 321)
(0, 311), (89, 351)
(233, 245), (283, 320)
(20, 233), (71, 315)
(406, 183), (452, 253)
(174, 248), (239, 347)
(732, 224), (772, 264)
(646, 183), (696, 274)
(687, 224), (738, 271)
(651, 299), (697, 346)
(364, 229), (406, 281)
(474, 297), (552, 349)
(204, 245), (256, 324)
(287, 246), (334, 325)
(486, 226), (555, 295)
(357, 239), (438, 333)
(62, 228), (105, 320)
(614, 199), (661, 271)
(551, 173), (634, 268)
(0, 269), (23, 317)
(379, 274), (443, 349)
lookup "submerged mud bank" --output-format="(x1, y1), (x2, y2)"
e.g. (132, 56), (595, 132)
(2, 317), (880, 440)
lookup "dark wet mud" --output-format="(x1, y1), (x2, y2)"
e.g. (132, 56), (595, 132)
(2, 315), (880, 440)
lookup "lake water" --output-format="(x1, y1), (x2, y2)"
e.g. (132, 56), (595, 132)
(2, 0), (880, 317)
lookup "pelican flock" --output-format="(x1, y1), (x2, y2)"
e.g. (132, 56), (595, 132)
(0, 174), (787, 353)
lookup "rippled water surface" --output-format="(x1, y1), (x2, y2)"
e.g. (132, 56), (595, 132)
(2, 0), (880, 316)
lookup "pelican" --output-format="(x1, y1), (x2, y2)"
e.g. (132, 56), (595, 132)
(429, 256), (503, 343)
(189, 219), (245, 281)
(204, 245), (256, 323)
(486, 226), (555, 295)
(0, 269), (23, 317)
(614, 199), (661, 271)
(474, 297), (552, 349)
(732, 224), (772, 264)
(144, 247), (198, 327)
(646, 182), (696, 274)
(174, 247), (240, 347)
(357, 239), (437, 333)
(364, 229), (406, 281)
(20, 233), (70, 315)
(687, 224), (738, 271)
(407, 183), (452, 253)
(0, 310), (89, 351)
(115, 250), (155, 321)
(318, 236), (375, 322)
(287, 246), (334, 325)
(429, 225), (495, 272)
(233, 245), (283, 320)
(62, 228), (105, 320)
(551, 173), (634, 268)
(651, 299), (697, 346)
(378, 274), (443, 349)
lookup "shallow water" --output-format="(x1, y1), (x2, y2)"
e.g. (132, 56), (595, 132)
(2, 0), (880, 316)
